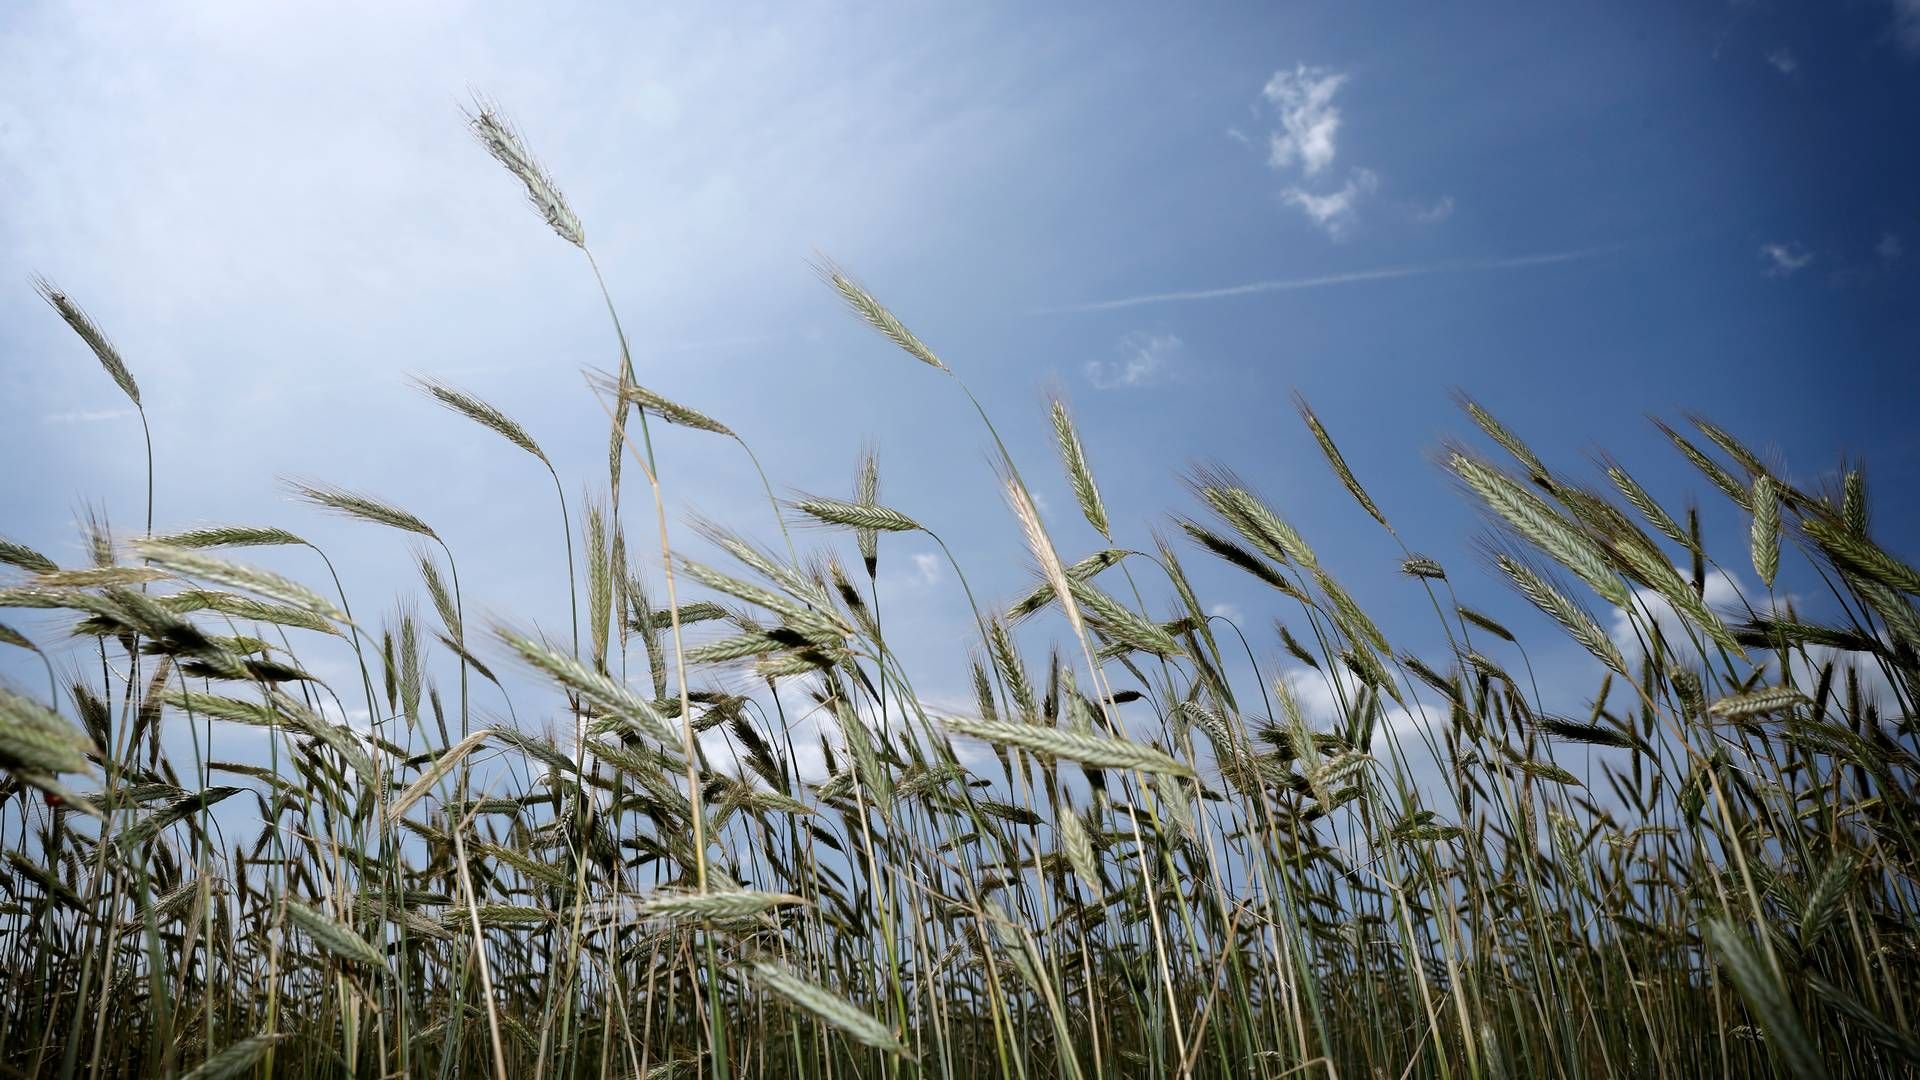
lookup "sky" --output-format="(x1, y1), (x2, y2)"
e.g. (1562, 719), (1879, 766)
(2, 0), (1917, 783)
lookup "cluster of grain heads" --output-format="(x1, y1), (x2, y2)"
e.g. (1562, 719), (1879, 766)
(130, 541), (348, 624)
(2, 98), (1916, 1080)
(0, 686), (99, 805)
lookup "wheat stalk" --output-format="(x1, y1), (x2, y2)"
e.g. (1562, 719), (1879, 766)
(467, 98), (585, 247)
(1751, 474), (1781, 588)
(131, 541), (346, 623)
(288, 481), (438, 539)
(34, 277), (139, 406)
(815, 258), (949, 372)
(944, 714), (1193, 777)
(1297, 393), (1389, 528)
(749, 959), (910, 1056)
(790, 495), (922, 534)
(282, 897), (388, 969)
(1452, 452), (1629, 607)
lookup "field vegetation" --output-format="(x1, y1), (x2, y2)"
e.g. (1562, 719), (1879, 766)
(2, 105), (1917, 1078)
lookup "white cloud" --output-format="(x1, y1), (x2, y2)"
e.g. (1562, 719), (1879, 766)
(1208, 602), (1243, 623)
(1783, 643), (1903, 717)
(1086, 331), (1182, 389)
(911, 551), (942, 585)
(705, 680), (987, 783)
(876, 549), (946, 592)
(1260, 65), (1348, 176)
(1609, 567), (1749, 657)
(1245, 64), (1446, 238)
(1766, 48), (1799, 76)
(1248, 65), (1382, 234)
(1761, 241), (1813, 276)
(1277, 662), (1440, 753)
(1878, 232), (1905, 261)
(1607, 567), (1905, 719)
(1283, 167), (1378, 237)
(1414, 195), (1455, 224)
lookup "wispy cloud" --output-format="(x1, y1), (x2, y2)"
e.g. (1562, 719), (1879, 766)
(1245, 64), (1384, 235)
(1260, 65), (1347, 176)
(44, 407), (137, 424)
(879, 551), (946, 591)
(1045, 245), (1618, 314)
(910, 552), (942, 585)
(1895, 0), (1920, 53)
(1766, 47), (1799, 76)
(1284, 167), (1377, 238)
(1878, 232), (1905, 261)
(1246, 64), (1452, 237)
(1414, 195), (1456, 224)
(1761, 241), (1813, 276)
(1086, 332), (1182, 388)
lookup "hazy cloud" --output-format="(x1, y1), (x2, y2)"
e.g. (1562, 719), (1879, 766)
(1761, 241), (1813, 276)
(44, 407), (137, 424)
(1086, 331), (1182, 389)
(1895, 0), (1920, 53)
(1414, 195), (1456, 224)
(1285, 168), (1378, 237)
(911, 552), (943, 585)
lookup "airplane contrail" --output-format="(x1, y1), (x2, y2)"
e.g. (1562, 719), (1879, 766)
(1043, 244), (1622, 314)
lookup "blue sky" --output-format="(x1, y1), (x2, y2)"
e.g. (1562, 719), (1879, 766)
(2, 1), (1916, 766)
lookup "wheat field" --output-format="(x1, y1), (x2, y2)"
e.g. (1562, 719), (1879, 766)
(1, 104), (1917, 1079)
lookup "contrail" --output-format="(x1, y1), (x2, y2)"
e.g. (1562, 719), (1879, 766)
(1043, 244), (1621, 314)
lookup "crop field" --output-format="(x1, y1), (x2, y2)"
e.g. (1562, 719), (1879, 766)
(1, 104), (1917, 1079)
